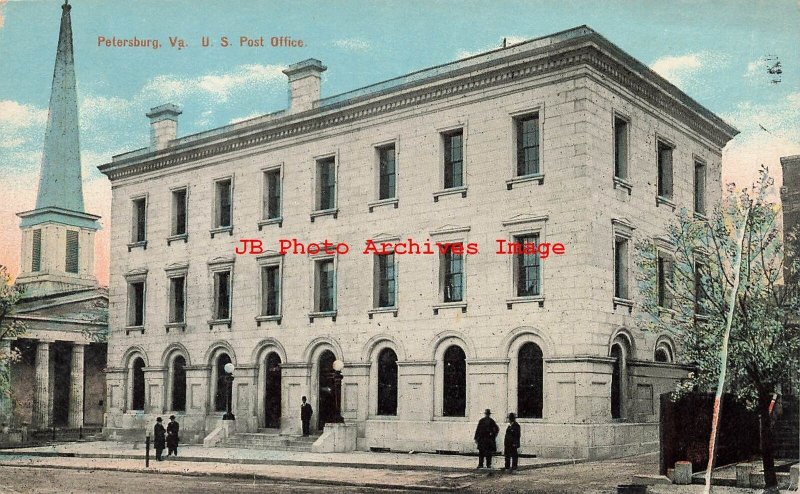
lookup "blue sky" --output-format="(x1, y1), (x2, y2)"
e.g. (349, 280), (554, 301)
(1, 0), (799, 281)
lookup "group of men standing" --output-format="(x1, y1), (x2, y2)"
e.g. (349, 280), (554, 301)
(474, 409), (521, 471)
(152, 415), (180, 461)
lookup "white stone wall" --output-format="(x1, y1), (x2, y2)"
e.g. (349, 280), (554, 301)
(104, 69), (724, 458)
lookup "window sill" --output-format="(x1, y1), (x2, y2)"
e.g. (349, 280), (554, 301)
(613, 297), (634, 312)
(433, 302), (467, 315)
(432, 416), (471, 422)
(368, 198), (399, 212)
(310, 208), (338, 222)
(256, 315), (282, 326)
(309, 310), (337, 322)
(210, 226), (233, 238)
(506, 295), (544, 309)
(433, 186), (467, 202)
(167, 233), (188, 245)
(258, 217), (283, 230)
(165, 322), (186, 333)
(694, 313), (711, 323)
(208, 318), (232, 329)
(127, 241), (148, 252)
(692, 211), (707, 221)
(506, 173), (544, 190)
(368, 307), (398, 319)
(125, 325), (144, 335)
(656, 196), (676, 210)
(613, 177), (632, 194)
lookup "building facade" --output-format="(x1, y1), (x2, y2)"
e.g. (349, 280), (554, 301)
(1, 2), (107, 431)
(99, 26), (737, 458)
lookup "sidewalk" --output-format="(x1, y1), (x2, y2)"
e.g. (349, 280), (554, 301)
(0, 440), (582, 473)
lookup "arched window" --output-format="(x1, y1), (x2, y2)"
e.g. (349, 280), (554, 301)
(131, 357), (145, 411)
(610, 344), (623, 419)
(377, 348), (398, 416)
(518, 342), (543, 418)
(442, 345), (466, 417)
(171, 355), (187, 411)
(654, 341), (673, 363)
(215, 353), (232, 412)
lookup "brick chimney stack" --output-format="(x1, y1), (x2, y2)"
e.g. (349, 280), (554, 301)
(146, 103), (182, 150)
(283, 59), (327, 114)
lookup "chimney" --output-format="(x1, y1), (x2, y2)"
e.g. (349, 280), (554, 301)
(146, 103), (182, 150)
(283, 59), (327, 114)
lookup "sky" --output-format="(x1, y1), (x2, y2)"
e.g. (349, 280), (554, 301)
(0, 0), (799, 285)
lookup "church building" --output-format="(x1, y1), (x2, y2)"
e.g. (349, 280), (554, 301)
(1, 1), (108, 432)
(99, 26), (737, 458)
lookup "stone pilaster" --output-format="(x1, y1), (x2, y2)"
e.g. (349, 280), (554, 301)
(33, 341), (51, 428)
(68, 343), (85, 428)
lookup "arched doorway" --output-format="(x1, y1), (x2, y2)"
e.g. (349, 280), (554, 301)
(610, 344), (623, 419)
(171, 356), (187, 412)
(377, 348), (398, 416)
(317, 350), (336, 430)
(518, 342), (543, 419)
(214, 353), (232, 412)
(442, 345), (466, 417)
(131, 357), (145, 411)
(264, 352), (282, 428)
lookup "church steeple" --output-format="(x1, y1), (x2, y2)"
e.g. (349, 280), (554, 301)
(16, 1), (100, 293)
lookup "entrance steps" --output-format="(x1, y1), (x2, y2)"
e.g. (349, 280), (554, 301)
(29, 426), (104, 444)
(219, 431), (319, 452)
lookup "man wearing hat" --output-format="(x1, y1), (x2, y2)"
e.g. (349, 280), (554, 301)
(473, 409), (499, 469)
(166, 415), (180, 457)
(504, 413), (521, 471)
(153, 417), (166, 461)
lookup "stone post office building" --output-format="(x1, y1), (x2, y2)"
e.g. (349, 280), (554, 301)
(99, 26), (738, 458)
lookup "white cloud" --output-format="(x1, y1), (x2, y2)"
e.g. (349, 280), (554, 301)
(456, 36), (528, 59)
(142, 64), (285, 103)
(650, 52), (729, 90)
(0, 100), (47, 128)
(333, 38), (371, 52)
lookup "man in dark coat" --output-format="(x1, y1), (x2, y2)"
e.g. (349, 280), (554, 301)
(166, 415), (180, 457)
(153, 417), (166, 461)
(504, 412), (521, 472)
(474, 408), (499, 468)
(300, 396), (313, 436)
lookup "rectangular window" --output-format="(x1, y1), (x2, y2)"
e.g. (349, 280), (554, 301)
(516, 114), (540, 176)
(132, 197), (147, 242)
(694, 161), (706, 215)
(213, 270), (231, 320)
(442, 248), (464, 302)
(169, 276), (186, 323)
(317, 157), (336, 211)
(65, 230), (79, 274)
(375, 253), (396, 308)
(172, 188), (187, 236)
(657, 253), (673, 308)
(515, 234), (541, 297)
(443, 130), (464, 189)
(316, 259), (336, 312)
(614, 117), (628, 179)
(215, 179), (232, 228)
(263, 169), (281, 220)
(378, 145), (396, 200)
(31, 229), (42, 272)
(657, 141), (673, 199)
(261, 265), (281, 316)
(128, 281), (145, 327)
(614, 237), (629, 299)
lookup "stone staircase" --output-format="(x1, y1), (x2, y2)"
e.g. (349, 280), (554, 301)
(219, 430), (320, 452)
(28, 426), (104, 444)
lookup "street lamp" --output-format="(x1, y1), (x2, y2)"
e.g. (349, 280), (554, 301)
(331, 359), (344, 423)
(223, 362), (235, 420)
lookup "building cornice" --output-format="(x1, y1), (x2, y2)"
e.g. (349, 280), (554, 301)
(99, 32), (738, 182)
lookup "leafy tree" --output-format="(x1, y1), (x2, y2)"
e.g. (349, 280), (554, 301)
(0, 265), (27, 409)
(635, 168), (800, 491)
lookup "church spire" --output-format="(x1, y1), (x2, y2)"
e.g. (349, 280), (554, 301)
(34, 0), (84, 213)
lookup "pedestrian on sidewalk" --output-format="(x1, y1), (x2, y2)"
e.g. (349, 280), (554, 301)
(503, 413), (521, 472)
(153, 417), (166, 461)
(474, 408), (499, 469)
(166, 415), (180, 457)
(301, 396), (313, 436)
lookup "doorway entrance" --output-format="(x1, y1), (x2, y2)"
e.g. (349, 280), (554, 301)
(317, 350), (336, 430)
(264, 352), (282, 428)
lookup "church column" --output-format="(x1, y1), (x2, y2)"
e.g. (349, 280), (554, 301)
(33, 340), (51, 428)
(0, 340), (11, 423)
(68, 343), (86, 428)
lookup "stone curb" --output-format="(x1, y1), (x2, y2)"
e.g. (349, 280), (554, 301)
(0, 450), (585, 473)
(0, 461), (467, 492)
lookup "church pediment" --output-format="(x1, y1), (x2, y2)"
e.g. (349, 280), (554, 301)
(12, 288), (108, 325)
